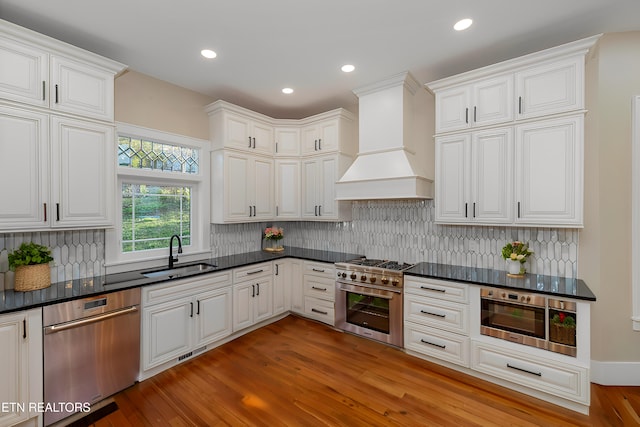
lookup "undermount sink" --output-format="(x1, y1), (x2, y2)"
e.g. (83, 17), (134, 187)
(141, 262), (217, 279)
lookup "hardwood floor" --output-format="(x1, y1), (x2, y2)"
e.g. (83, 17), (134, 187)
(94, 316), (639, 427)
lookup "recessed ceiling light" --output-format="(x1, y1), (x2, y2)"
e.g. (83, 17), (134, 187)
(201, 49), (217, 59)
(282, 88), (294, 94)
(341, 64), (355, 73)
(453, 18), (473, 31)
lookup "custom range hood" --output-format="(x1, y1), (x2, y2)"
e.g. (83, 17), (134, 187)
(335, 71), (434, 200)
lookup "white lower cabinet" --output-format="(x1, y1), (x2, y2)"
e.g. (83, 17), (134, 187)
(404, 277), (470, 368)
(0, 309), (42, 427)
(471, 340), (589, 405)
(233, 262), (273, 331)
(141, 272), (232, 375)
(274, 258), (302, 315)
(302, 261), (335, 325)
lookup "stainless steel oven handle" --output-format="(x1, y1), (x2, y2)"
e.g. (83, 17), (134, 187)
(337, 282), (394, 299)
(44, 306), (138, 334)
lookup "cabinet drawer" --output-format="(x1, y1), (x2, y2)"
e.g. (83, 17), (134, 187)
(405, 323), (470, 367)
(471, 341), (589, 404)
(405, 277), (469, 303)
(303, 261), (334, 279)
(143, 271), (232, 306)
(405, 294), (469, 335)
(304, 297), (334, 326)
(303, 275), (335, 301)
(233, 262), (272, 281)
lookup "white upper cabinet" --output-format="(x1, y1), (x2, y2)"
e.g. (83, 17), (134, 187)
(514, 115), (583, 226)
(275, 159), (301, 219)
(435, 75), (513, 133)
(301, 154), (352, 221)
(211, 150), (274, 223)
(515, 56), (584, 120)
(435, 128), (512, 224)
(301, 119), (339, 154)
(0, 20), (125, 121)
(428, 35), (599, 228)
(274, 126), (300, 156)
(207, 101), (275, 155)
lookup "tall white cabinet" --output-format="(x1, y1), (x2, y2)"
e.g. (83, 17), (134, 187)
(427, 35), (600, 228)
(0, 19), (126, 231)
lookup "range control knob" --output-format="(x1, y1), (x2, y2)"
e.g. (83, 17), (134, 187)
(341, 272), (347, 278)
(391, 279), (400, 287)
(360, 275), (367, 281)
(369, 277), (377, 283)
(350, 273), (357, 280)
(381, 277), (389, 285)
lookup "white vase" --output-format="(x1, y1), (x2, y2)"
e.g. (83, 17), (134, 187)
(506, 259), (523, 275)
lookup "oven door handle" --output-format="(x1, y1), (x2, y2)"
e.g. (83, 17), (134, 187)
(337, 282), (394, 299)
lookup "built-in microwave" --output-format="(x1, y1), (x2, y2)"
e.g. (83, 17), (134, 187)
(480, 287), (577, 357)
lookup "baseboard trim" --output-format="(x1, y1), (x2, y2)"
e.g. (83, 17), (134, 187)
(591, 360), (640, 385)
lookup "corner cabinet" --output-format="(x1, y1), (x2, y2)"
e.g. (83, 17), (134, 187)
(0, 19), (125, 232)
(428, 34), (600, 228)
(0, 309), (43, 427)
(207, 100), (356, 223)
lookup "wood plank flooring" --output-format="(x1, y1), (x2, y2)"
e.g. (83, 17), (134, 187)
(94, 316), (639, 427)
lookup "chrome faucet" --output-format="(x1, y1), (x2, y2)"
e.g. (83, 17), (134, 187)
(168, 234), (182, 268)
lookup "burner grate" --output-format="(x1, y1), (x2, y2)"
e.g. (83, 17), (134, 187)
(377, 261), (414, 271)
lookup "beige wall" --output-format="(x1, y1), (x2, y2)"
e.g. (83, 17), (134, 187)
(114, 70), (214, 140)
(581, 32), (640, 362)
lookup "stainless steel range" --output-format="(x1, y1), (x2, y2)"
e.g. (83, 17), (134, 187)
(334, 258), (414, 347)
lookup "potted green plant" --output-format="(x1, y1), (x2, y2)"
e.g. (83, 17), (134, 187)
(8, 242), (54, 291)
(550, 312), (576, 346)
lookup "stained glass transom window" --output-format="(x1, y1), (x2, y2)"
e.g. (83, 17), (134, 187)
(118, 136), (199, 174)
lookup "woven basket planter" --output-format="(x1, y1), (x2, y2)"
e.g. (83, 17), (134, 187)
(550, 323), (576, 347)
(14, 264), (51, 292)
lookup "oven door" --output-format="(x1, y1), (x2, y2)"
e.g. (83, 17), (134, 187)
(335, 281), (402, 347)
(481, 296), (547, 349)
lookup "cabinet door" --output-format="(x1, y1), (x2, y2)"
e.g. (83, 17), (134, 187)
(254, 277), (274, 324)
(0, 35), (48, 108)
(435, 86), (471, 133)
(224, 113), (252, 150)
(471, 127), (513, 223)
(233, 282), (254, 332)
(515, 116), (583, 226)
(251, 156), (274, 220)
(275, 159), (301, 219)
(515, 56), (584, 120)
(301, 125), (320, 155)
(0, 312), (30, 427)
(274, 127), (300, 156)
(251, 121), (274, 155)
(51, 116), (115, 228)
(275, 259), (303, 315)
(143, 298), (192, 370)
(194, 288), (232, 347)
(224, 152), (251, 221)
(301, 158), (320, 218)
(472, 75), (513, 128)
(0, 106), (49, 230)
(50, 55), (115, 121)
(317, 156), (339, 219)
(435, 134), (470, 222)
(318, 120), (338, 152)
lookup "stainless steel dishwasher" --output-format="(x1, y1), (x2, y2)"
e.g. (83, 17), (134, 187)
(43, 288), (140, 426)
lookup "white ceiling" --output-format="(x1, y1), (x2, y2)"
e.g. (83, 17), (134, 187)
(1, 0), (639, 119)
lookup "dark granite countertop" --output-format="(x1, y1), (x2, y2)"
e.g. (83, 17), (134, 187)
(0, 247), (363, 315)
(404, 262), (596, 301)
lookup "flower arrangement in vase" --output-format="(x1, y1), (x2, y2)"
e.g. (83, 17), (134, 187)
(501, 241), (533, 276)
(263, 226), (284, 252)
